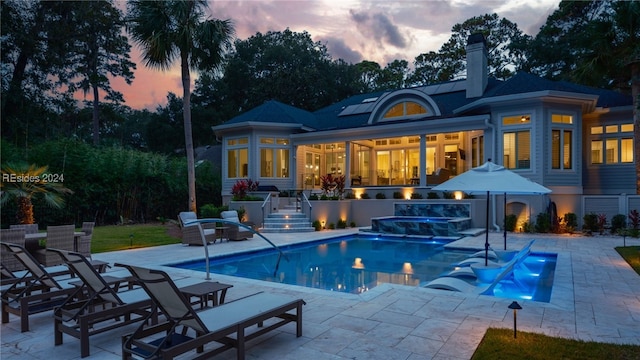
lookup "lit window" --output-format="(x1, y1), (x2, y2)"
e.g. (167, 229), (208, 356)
(621, 138), (633, 163)
(260, 138), (290, 178)
(383, 101), (428, 119)
(606, 125), (618, 133)
(503, 131), (530, 169)
(552, 114), (573, 124)
(591, 140), (603, 164)
(503, 115), (530, 125)
(606, 139), (618, 163)
(552, 130), (572, 169)
(620, 124), (634, 132)
(228, 148), (248, 178)
(591, 126), (603, 135)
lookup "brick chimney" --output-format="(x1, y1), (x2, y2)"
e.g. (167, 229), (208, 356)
(466, 33), (488, 98)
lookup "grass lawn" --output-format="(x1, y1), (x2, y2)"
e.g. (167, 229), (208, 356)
(616, 246), (640, 274)
(91, 223), (180, 253)
(472, 328), (640, 360)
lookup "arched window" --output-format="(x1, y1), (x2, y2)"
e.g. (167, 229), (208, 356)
(382, 101), (428, 119)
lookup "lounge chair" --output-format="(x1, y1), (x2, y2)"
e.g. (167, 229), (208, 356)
(117, 263), (305, 360)
(220, 210), (254, 241)
(426, 240), (535, 294)
(442, 240), (535, 279)
(0, 242), (77, 332)
(178, 212), (216, 245)
(47, 249), (156, 358)
(1, 228), (26, 272)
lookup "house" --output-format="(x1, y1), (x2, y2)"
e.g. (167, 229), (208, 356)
(212, 34), (637, 228)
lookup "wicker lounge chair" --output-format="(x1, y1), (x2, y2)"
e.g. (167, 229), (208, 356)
(34, 224), (75, 266)
(178, 212), (216, 245)
(220, 210), (254, 241)
(77, 221), (95, 258)
(117, 263), (305, 360)
(47, 249), (156, 358)
(0, 242), (76, 332)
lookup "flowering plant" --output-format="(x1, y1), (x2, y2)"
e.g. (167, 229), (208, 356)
(231, 179), (259, 200)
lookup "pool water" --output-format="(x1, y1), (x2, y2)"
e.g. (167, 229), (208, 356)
(170, 234), (556, 302)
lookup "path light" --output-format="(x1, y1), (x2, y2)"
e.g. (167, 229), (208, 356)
(508, 301), (522, 338)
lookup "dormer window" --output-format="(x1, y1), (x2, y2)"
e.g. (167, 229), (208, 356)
(382, 101), (428, 119)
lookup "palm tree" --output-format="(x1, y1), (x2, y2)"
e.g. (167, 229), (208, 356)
(0, 163), (73, 224)
(127, 0), (234, 213)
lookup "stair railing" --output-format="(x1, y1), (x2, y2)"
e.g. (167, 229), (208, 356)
(191, 218), (289, 279)
(261, 192), (273, 228)
(299, 192), (312, 221)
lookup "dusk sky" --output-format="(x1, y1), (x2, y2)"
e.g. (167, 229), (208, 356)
(110, 0), (561, 110)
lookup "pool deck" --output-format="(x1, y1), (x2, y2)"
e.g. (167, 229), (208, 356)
(2, 230), (639, 359)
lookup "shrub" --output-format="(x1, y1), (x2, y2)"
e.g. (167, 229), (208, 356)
(344, 192), (356, 199)
(328, 222), (335, 230)
(375, 192), (386, 199)
(360, 193), (371, 199)
(308, 194), (319, 200)
(393, 191), (404, 199)
(563, 213), (578, 233)
(504, 214), (517, 232)
(522, 221), (534, 233)
(337, 219), (347, 229)
(320, 194), (329, 200)
(583, 213), (599, 234)
(442, 191), (454, 199)
(349, 221), (356, 228)
(200, 204), (227, 218)
(596, 213), (608, 234)
(410, 192), (423, 199)
(535, 212), (551, 233)
(312, 220), (322, 231)
(611, 214), (626, 234)
(629, 210), (640, 238)
(427, 192), (439, 199)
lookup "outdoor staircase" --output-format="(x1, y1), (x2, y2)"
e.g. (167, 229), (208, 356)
(259, 206), (315, 233)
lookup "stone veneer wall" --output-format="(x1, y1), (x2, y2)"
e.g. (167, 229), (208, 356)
(394, 203), (471, 218)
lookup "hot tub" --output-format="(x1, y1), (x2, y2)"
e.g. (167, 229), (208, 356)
(370, 216), (472, 237)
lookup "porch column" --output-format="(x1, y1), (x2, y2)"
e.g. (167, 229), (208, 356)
(420, 134), (426, 186)
(345, 141), (352, 186)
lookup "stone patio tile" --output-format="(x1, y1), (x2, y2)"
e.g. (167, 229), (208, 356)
(303, 327), (360, 354)
(410, 318), (460, 342)
(368, 309), (425, 328)
(322, 314), (380, 333)
(339, 337), (412, 360)
(395, 334), (444, 357)
(365, 322), (414, 347)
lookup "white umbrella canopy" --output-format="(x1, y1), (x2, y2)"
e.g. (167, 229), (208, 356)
(432, 161), (551, 265)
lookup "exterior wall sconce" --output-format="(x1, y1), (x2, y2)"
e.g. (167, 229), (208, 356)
(508, 301), (522, 338)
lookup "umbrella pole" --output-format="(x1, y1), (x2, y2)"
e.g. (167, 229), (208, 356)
(504, 192), (507, 250)
(485, 190), (490, 266)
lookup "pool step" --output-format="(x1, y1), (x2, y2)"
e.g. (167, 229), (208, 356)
(260, 210), (315, 233)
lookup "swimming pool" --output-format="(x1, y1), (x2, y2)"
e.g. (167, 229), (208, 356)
(170, 234), (556, 302)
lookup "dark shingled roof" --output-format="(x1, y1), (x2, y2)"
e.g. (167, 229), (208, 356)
(224, 100), (317, 128)
(223, 72), (632, 131)
(484, 72), (631, 107)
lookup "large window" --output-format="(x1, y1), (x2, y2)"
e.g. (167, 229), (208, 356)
(551, 114), (573, 170)
(227, 137), (248, 178)
(382, 101), (428, 119)
(503, 115), (531, 169)
(590, 123), (634, 165)
(260, 137), (290, 178)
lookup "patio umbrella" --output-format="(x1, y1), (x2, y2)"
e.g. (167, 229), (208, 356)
(432, 161), (551, 265)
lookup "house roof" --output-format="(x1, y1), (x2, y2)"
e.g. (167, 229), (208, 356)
(219, 72), (632, 133)
(223, 100), (317, 128)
